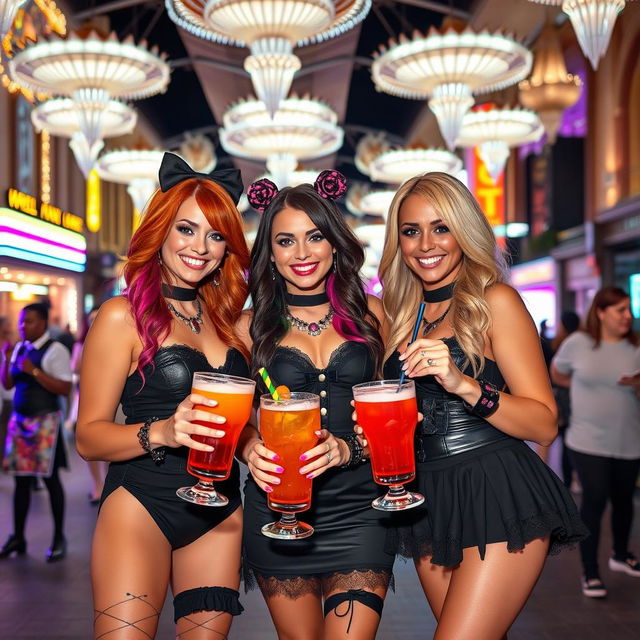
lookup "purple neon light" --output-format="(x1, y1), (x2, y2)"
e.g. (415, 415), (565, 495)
(0, 225), (86, 256)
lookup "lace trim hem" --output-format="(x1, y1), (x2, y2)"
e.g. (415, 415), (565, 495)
(242, 566), (394, 598)
(389, 510), (588, 567)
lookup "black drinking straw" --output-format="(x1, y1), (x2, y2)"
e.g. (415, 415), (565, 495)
(397, 301), (426, 391)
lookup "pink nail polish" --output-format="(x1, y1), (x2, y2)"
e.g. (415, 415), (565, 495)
(272, 454), (280, 461)
(275, 466), (284, 473)
(306, 473), (314, 479)
(299, 454), (307, 461)
(264, 485), (273, 492)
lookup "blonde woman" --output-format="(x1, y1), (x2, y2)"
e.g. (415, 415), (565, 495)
(374, 172), (587, 639)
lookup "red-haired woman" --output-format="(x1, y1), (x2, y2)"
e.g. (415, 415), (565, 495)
(76, 153), (251, 639)
(552, 286), (640, 597)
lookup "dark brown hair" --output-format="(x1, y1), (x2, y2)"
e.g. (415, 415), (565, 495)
(585, 286), (637, 347)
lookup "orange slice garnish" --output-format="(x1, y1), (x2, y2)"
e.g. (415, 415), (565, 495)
(275, 385), (291, 400)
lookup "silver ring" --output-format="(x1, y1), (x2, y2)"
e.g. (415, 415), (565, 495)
(427, 358), (436, 366)
(326, 452), (332, 464)
(420, 350), (427, 358)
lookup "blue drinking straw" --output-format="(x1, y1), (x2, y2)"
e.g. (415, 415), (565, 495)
(397, 302), (426, 391)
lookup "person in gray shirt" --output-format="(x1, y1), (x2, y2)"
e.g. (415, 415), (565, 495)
(552, 286), (640, 599)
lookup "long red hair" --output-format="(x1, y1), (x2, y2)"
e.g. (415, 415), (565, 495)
(123, 178), (250, 380)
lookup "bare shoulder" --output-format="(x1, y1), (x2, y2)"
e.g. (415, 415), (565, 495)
(485, 282), (524, 312)
(235, 309), (253, 348)
(91, 297), (137, 340)
(366, 294), (384, 322)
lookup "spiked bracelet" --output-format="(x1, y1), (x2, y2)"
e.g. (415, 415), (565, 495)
(137, 417), (166, 464)
(463, 379), (500, 418)
(340, 434), (366, 469)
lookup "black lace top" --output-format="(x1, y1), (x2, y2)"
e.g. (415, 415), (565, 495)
(268, 342), (374, 436)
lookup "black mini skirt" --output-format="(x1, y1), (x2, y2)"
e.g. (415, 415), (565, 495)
(385, 438), (588, 567)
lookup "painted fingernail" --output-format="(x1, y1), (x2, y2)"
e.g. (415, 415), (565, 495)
(264, 485), (273, 492)
(272, 454), (280, 461)
(275, 466), (284, 473)
(299, 454), (307, 461)
(306, 473), (314, 479)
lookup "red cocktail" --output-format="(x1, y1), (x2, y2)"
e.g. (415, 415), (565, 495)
(352, 380), (424, 511)
(259, 392), (320, 539)
(177, 372), (255, 507)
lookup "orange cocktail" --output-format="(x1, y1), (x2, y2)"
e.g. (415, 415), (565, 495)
(259, 392), (320, 539)
(352, 380), (424, 511)
(177, 372), (255, 507)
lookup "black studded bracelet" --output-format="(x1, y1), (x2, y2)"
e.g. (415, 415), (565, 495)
(340, 434), (366, 469)
(463, 379), (500, 418)
(137, 417), (166, 464)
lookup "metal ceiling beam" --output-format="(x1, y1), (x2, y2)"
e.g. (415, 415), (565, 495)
(389, 0), (471, 20)
(73, 0), (152, 22)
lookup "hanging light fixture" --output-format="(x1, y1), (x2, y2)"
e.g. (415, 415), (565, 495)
(220, 95), (343, 186)
(31, 98), (138, 177)
(367, 148), (462, 184)
(10, 30), (170, 153)
(0, 0), (27, 39)
(529, 1), (627, 70)
(456, 106), (544, 182)
(519, 20), (582, 144)
(346, 183), (396, 218)
(95, 149), (166, 215)
(371, 22), (532, 151)
(166, 0), (370, 116)
(354, 132), (390, 176)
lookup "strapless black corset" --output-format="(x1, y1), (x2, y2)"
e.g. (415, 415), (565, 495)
(384, 336), (513, 460)
(269, 342), (375, 436)
(121, 345), (250, 424)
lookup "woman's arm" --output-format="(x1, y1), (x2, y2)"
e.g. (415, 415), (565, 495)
(76, 297), (226, 461)
(550, 364), (572, 388)
(401, 284), (557, 446)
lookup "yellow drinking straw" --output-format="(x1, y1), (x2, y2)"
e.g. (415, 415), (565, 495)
(259, 367), (281, 401)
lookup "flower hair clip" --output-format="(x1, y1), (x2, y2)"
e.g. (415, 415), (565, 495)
(247, 178), (279, 211)
(314, 170), (348, 200)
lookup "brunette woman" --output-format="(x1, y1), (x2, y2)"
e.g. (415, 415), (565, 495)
(237, 172), (395, 640)
(552, 287), (640, 597)
(374, 172), (587, 639)
(76, 153), (251, 639)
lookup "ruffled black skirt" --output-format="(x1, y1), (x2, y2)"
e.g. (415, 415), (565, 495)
(386, 438), (588, 567)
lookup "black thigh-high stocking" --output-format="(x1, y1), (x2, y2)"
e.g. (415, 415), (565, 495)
(13, 476), (33, 538)
(43, 469), (65, 541)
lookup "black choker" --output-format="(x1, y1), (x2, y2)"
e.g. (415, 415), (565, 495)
(423, 282), (456, 303)
(162, 283), (198, 301)
(285, 291), (330, 307)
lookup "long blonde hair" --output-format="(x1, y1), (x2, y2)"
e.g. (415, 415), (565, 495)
(380, 172), (508, 376)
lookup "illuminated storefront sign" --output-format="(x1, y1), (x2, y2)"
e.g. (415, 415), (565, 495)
(510, 257), (555, 288)
(7, 188), (84, 233)
(467, 147), (505, 229)
(0, 207), (86, 272)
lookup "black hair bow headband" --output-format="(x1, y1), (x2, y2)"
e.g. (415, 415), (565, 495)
(246, 169), (348, 211)
(158, 152), (244, 205)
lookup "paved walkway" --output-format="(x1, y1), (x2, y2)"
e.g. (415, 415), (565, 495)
(0, 438), (639, 639)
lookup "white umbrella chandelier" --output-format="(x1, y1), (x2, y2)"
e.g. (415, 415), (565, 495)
(456, 106), (544, 182)
(95, 149), (166, 215)
(529, 1), (630, 70)
(10, 29), (170, 160)
(346, 183), (395, 218)
(31, 98), (138, 178)
(166, 0), (370, 116)
(371, 23), (532, 151)
(0, 0), (27, 39)
(220, 95), (343, 186)
(366, 148), (462, 184)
